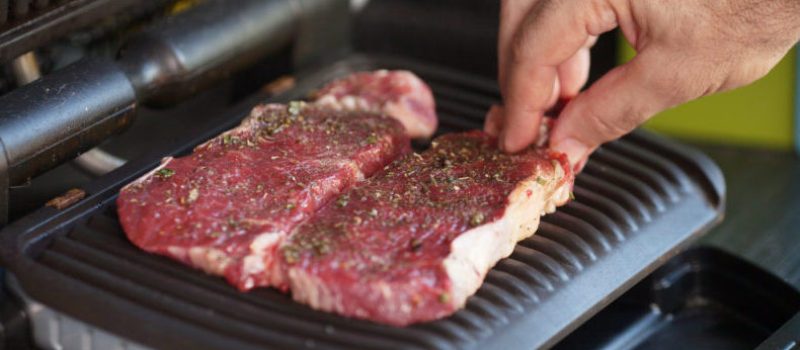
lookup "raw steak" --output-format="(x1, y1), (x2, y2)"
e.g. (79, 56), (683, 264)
(314, 70), (437, 139)
(118, 103), (411, 291)
(281, 131), (573, 325)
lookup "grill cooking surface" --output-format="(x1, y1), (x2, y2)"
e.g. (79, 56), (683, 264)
(0, 55), (724, 349)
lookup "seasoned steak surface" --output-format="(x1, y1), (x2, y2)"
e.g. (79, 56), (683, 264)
(282, 131), (573, 325)
(117, 103), (410, 290)
(117, 69), (575, 326)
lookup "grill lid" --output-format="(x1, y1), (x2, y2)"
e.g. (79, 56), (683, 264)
(0, 55), (725, 350)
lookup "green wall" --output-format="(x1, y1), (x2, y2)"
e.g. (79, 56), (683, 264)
(618, 38), (796, 150)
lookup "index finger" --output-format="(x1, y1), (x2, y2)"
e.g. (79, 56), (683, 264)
(499, 0), (617, 152)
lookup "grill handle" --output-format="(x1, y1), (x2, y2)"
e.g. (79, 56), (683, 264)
(119, 0), (298, 105)
(0, 57), (136, 187)
(0, 0), (348, 223)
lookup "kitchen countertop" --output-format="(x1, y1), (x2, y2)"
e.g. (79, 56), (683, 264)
(692, 142), (800, 289)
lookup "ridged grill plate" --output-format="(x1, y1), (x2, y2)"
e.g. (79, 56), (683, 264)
(0, 55), (725, 350)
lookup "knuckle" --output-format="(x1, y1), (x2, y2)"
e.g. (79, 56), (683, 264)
(509, 35), (533, 65)
(643, 62), (705, 107)
(583, 104), (636, 142)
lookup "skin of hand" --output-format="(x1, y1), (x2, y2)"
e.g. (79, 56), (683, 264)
(488, 0), (800, 169)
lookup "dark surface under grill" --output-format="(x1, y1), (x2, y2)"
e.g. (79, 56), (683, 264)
(0, 55), (725, 349)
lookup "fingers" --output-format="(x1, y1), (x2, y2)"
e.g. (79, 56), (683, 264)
(484, 105), (504, 137)
(556, 36), (595, 98)
(498, 1), (616, 152)
(549, 51), (684, 165)
(498, 0), (541, 93)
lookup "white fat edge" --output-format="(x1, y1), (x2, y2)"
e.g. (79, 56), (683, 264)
(383, 71), (436, 139)
(288, 268), (401, 319)
(314, 94), (379, 115)
(312, 94), (340, 109)
(288, 268), (344, 313)
(536, 117), (557, 148)
(383, 101), (434, 139)
(166, 246), (187, 261)
(169, 246), (232, 276)
(241, 231), (282, 273)
(536, 123), (549, 148)
(442, 163), (572, 307)
(349, 161), (365, 182)
(240, 230), (287, 288)
(545, 159), (571, 212)
(121, 157), (174, 191)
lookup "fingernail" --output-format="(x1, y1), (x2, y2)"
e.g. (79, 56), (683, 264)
(552, 138), (589, 168)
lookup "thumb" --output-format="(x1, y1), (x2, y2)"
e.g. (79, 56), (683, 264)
(549, 51), (687, 166)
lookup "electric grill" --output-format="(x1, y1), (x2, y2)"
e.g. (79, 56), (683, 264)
(0, 0), (748, 349)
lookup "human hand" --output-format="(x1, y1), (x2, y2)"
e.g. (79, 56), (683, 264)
(489, 0), (800, 169)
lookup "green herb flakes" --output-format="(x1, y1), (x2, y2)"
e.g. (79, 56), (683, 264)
(285, 203), (296, 210)
(156, 168), (175, 179)
(569, 191), (576, 200)
(336, 195), (349, 208)
(283, 245), (300, 264)
(536, 176), (548, 186)
(469, 212), (485, 227)
(438, 292), (450, 304)
(313, 240), (331, 255)
(288, 101), (303, 115)
(365, 133), (378, 145)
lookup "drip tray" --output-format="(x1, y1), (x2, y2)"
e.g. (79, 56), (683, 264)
(555, 247), (800, 350)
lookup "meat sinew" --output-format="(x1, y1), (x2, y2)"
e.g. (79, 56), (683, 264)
(118, 103), (412, 291)
(281, 131), (573, 325)
(313, 70), (437, 139)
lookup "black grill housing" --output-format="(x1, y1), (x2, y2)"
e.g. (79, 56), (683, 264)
(0, 0), (172, 61)
(0, 55), (725, 349)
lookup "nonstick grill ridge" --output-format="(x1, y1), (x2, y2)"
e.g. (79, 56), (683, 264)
(0, 55), (724, 350)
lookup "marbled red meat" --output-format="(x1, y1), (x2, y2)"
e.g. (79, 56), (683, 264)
(118, 70), (437, 291)
(118, 69), (575, 326)
(117, 103), (410, 290)
(281, 131), (573, 325)
(314, 70), (437, 139)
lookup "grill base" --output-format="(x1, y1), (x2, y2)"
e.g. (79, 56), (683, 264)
(7, 276), (149, 350)
(0, 54), (725, 350)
